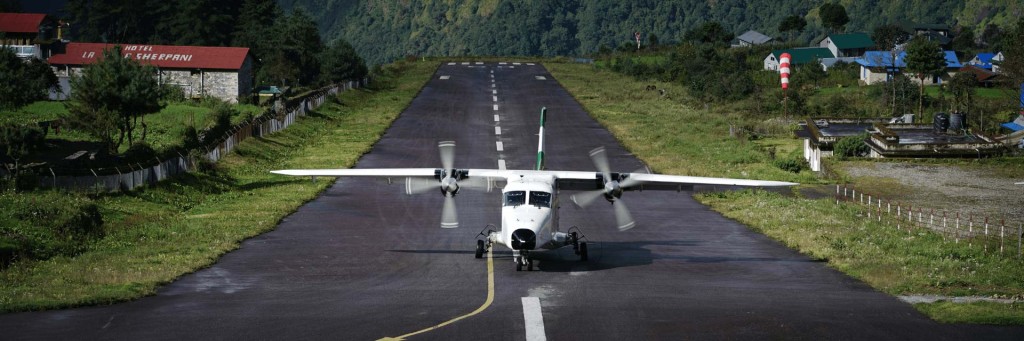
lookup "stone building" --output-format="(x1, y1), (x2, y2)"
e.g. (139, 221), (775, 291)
(48, 43), (253, 103)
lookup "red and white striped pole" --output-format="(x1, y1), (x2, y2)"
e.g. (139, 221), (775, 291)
(779, 52), (791, 117)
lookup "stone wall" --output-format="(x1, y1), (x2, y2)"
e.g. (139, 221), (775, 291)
(52, 56), (254, 103)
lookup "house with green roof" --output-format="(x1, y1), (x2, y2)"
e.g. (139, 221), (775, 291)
(818, 32), (874, 58)
(763, 47), (834, 71)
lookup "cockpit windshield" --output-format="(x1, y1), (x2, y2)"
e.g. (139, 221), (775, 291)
(529, 191), (552, 208)
(504, 191), (526, 207)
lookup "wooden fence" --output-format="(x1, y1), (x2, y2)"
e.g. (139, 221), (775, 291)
(836, 185), (1023, 259)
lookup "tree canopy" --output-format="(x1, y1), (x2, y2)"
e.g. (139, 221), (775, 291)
(0, 49), (57, 111)
(778, 15), (807, 41)
(819, 2), (850, 33)
(904, 36), (946, 116)
(66, 46), (164, 154)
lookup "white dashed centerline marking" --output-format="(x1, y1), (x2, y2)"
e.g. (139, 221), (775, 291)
(496, 141), (504, 151)
(461, 62), (469, 65)
(439, 75), (450, 80)
(498, 160), (506, 170)
(527, 63), (535, 66)
(493, 96), (498, 102)
(495, 126), (502, 135)
(494, 114), (500, 122)
(535, 76), (546, 80)
(493, 104), (498, 111)
(522, 297), (547, 341)
(447, 62), (455, 65)
(492, 90), (497, 95)
(475, 61), (483, 65)
(513, 62), (521, 66)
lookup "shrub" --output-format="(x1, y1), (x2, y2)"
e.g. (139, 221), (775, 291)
(834, 133), (870, 159)
(0, 191), (103, 266)
(773, 157), (805, 173)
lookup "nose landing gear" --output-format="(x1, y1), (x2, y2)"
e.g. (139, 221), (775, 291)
(513, 250), (534, 271)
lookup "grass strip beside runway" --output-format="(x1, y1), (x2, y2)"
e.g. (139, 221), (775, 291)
(546, 62), (1024, 325)
(0, 61), (438, 312)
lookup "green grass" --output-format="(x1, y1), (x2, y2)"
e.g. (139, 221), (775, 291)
(0, 60), (438, 312)
(546, 62), (819, 184)
(696, 190), (1024, 324)
(915, 301), (1024, 325)
(0, 101), (69, 124)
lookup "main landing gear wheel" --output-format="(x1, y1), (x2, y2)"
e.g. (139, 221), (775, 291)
(475, 240), (485, 259)
(579, 242), (589, 261)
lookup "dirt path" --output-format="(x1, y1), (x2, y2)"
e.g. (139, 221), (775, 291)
(838, 162), (1023, 226)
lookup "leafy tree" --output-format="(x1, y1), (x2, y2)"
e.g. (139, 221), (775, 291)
(67, 46), (164, 155)
(904, 36), (946, 117)
(778, 15), (807, 42)
(0, 49), (57, 110)
(834, 133), (869, 159)
(950, 25), (977, 53)
(872, 24), (909, 51)
(979, 24), (1003, 51)
(999, 18), (1024, 94)
(872, 24), (909, 116)
(946, 71), (976, 113)
(263, 9), (324, 86)
(319, 39), (368, 84)
(819, 2), (849, 34)
(684, 22), (734, 45)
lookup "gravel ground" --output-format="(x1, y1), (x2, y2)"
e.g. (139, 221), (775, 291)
(839, 162), (1023, 226)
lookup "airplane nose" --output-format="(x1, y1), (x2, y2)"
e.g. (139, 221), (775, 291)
(510, 229), (536, 250)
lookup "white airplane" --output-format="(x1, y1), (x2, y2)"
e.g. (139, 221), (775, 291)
(272, 108), (797, 271)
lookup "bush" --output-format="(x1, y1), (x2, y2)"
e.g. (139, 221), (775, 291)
(834, 133), (870, 159)
(772, 157), (805, 173)
(0, 191), (103, 266)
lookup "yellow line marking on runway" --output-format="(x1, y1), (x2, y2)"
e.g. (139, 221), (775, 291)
(378, 249), (495, 341)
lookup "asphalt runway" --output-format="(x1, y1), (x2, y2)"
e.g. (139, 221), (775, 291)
(3, 62), (1023, 340)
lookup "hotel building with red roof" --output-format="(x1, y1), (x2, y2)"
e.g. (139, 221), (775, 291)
(48, 43), (254, 103)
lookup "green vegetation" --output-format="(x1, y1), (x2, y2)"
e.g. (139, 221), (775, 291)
(67, 46), (164, 155)
(0, 60), (437, 312)
(547, 61), (1023, 324)
(64, 0), (367, 88)
(277, 0), (1021, 65)
(0, 48), (57, 111)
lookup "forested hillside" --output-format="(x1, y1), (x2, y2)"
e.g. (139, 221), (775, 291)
(279, 0), (1023, 65)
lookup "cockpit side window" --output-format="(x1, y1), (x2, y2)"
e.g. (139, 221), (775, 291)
(504, 191), (526, 206)
(529, 191), (551, 208)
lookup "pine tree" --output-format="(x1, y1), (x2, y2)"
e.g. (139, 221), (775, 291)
(67, 46), (164, 154)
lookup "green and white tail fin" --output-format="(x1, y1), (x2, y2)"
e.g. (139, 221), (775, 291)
(535, 107), (546, 170)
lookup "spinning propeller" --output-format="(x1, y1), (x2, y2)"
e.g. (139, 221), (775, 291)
(403, 141), (478, 228)
(572, 147), (640, 231)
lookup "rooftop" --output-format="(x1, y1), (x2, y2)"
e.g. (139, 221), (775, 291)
(48, 43), (251, 70)
(770, 48), (834, 65)
(737, 30), (773, 45)
(826, 32), (874, 49)
(0, 13), (47, 34)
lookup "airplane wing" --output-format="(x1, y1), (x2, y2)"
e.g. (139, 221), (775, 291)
(272, 168), (797, 190)
(271, 168), (436, 177)
(464, 169), (796, 191)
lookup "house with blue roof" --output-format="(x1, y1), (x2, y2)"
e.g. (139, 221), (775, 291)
(967, 52), (996, 70)
(855, 50), (962, 85)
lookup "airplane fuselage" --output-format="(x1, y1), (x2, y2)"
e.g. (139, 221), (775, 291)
(490, 173), (569, 252)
